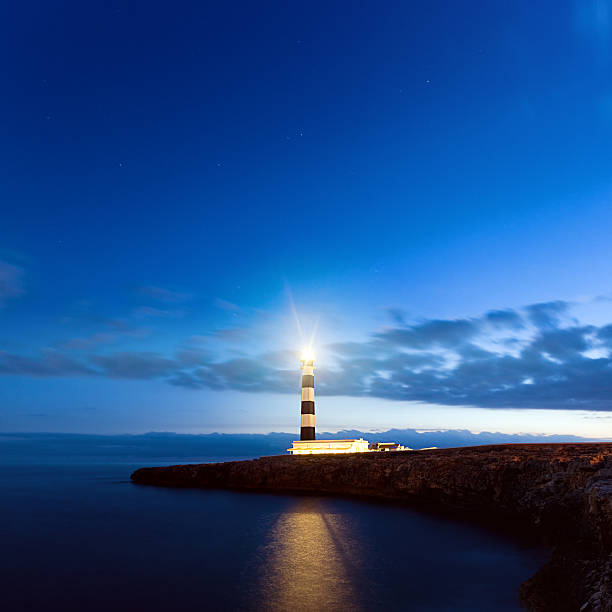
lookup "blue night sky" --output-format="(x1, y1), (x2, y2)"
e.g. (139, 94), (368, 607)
(1, 0), (612, 436)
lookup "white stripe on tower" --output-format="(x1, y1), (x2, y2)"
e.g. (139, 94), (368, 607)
(302, 387), (314, 402)
(300, 414), (315, 427)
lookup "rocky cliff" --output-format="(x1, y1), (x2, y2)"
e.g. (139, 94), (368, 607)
(131, 443), (612, 611)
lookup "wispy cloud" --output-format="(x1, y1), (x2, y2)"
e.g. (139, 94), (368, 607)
(525, 300), (571, 329)
(91, 352), (177, 379)
(214, 298), (241, 312)
(164, 300), (612, 411)
(0, 349), (96, 376)
(132, 306), (185, 319)
(60, 333), (117, 350)
(58, 318), (151, 351)
(0, 260), (25, 307)
(574, 0), (612, 55)
(138, 285), (192, 303)
(3, 298), (612, 412)
(211, 327), (249, 341)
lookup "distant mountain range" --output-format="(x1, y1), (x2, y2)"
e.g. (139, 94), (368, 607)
(0, 430), (608, 464)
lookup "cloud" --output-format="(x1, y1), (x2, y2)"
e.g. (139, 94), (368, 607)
(386, 308), (407, 326)
(327, 341), (377, 358)
(167, 302), (612, 411)
(0, 349), (176, 380)
(530, 326), (594, 359)
(138, 285), (191, 303)
(484, 309), (525, 330)
(0, 260), (25, 306)
(167, 370), (211, 389)
(168, 357), (296, 393)
(211, 327), (249, 341)
(174, 348), (212, 367)
(214, 298), (241, 312)
(60, 300), (153, 339)
(598, 323), (612, 347)
(3, 298), (612, 412)
(60, 333), (117, 350)
(375, 318), (479, 349)
(91, 352), (177, 379)
(58, 319), (151, 351)
(574, 0), (611, 54)
(132, 306), (185, 319)
(524, 301), (570, 329)
(0, 349), (96, 377)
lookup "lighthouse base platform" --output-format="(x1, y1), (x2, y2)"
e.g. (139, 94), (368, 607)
(287, 438), (370, 455)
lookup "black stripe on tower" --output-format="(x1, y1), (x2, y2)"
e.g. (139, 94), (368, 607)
(302, 374), (314, 388)
(300, 426), (315, 440)
(301, 401), (315, 414)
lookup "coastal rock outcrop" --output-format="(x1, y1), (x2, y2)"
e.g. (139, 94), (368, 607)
(131, 443), (612, 611)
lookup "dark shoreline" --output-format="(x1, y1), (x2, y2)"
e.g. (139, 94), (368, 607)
(131, 443), (612, 611)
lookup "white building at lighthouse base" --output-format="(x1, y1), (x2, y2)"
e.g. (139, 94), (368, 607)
(287, 438), (370, 455)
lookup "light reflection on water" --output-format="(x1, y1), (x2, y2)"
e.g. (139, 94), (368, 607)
(0, 466), (549, 611)
(253, 498), (364, 611)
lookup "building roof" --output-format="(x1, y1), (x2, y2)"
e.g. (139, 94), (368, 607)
(291, 439), (367, 443)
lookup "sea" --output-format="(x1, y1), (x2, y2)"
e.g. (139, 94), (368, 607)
(0, 437), (548, 611)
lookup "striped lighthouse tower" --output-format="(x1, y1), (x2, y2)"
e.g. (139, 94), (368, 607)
(300, 356), (316, 440)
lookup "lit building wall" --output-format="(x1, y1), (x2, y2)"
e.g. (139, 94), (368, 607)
(287, 438), (370, 455)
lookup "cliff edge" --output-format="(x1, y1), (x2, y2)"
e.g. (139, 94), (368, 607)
(131, 443), (612, 611)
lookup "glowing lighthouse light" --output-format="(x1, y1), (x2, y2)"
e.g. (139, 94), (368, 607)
(288, 351), (370, 455)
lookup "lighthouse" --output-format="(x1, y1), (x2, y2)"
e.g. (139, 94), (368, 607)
(300, 356), (316, 440)
(288, 353), (369, 453)
(287, 352), (400, 455)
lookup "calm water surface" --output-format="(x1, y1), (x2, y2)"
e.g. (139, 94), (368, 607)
(0, 461), (547, 611)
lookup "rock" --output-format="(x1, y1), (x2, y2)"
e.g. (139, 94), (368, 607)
(131, 443), (612, 611)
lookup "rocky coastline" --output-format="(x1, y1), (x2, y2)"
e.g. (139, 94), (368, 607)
(131, 443), (612, 611)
